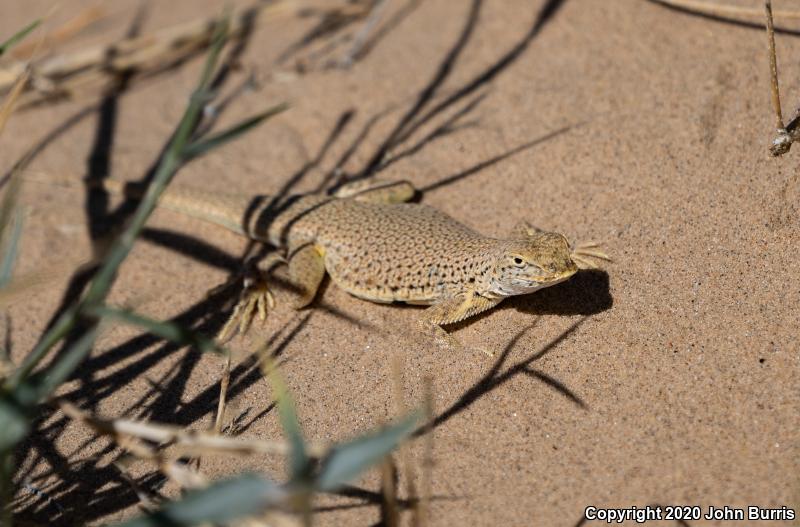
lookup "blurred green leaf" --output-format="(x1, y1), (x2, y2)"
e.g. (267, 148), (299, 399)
(0, 209), (23, 289)
(78, 15), (231, 310)
(116, 473), (283, 527)
(265, 362), (308, 480)
(84, 305), (226, 356)
(316, 412), (420, 492)
(29, 324), (99, 403)
(0, 397), (28, 451)
(183, 103), (288, 162)
(9, 12), (234, 389)
(194, 11), (229, 93)
(0, 19), (41, 57)
(0, 170), (24, 277)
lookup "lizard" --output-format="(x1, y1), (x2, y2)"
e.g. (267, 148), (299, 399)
(84, 177), (610, 349)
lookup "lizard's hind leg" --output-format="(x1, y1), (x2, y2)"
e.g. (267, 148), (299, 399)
(508, 220), (543, 238)
(218, 253), (284, 342)
(333, 179), (416, 203)
(217, 243), (326, 341)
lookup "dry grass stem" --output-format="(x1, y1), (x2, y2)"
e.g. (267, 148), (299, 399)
(0, 1), (300, 107)
(656, 0), (800, 19)
(59, 400), (327, 459)
(389, 354), (420, 522)
(380, 457), (400, 527)
(760, 0), (800, 155)
(765, 1), (783, 129)
(9, 5), (108, 60)
(214, 353), (232, 434)
(418, 376), (434, 527)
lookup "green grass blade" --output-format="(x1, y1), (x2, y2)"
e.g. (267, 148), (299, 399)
(183, 103), (288, 162)
(0, 397), (29, 451)
(264, 361), (308, 480)
(316, 412), (420, 492)
(194, 11), (230, 98)
(28, 324), (100, 403)
(0, 209), (23, 289)
(9, 13), (233, 388)
(0, 19), (41, 57)
(115, 473), (283, 527)
(0, 171), (24, 271)
(84, 305), (226, 356)
(80, 11), (231, 307)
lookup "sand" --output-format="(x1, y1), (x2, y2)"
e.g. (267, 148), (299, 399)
(2, 0), (798, 525)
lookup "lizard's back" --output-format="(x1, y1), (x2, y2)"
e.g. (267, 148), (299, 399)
(287, 199), (499, 304)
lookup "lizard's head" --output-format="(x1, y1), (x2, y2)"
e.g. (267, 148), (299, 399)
(488, 232), (578, 297)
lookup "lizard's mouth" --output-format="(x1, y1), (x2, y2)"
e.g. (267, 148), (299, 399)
(537, 268), (577, 286)
(495, 270), (577, 296)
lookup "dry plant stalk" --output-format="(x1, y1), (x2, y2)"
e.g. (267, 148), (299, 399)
(389, 354), (420, 522)
(762, 0), (800, 155)
(282, 0), (384, 71)
(214, 352), (233, 433)
(380, 457), (400, 527)
(418, 376), (434, 527)
(59, 400), (327, 459)
(656, 1), (800, 155)
(336, 0), (392, 68)
(655, 0), (800, 19)
(0, 1), (298, 108)
(9, 5), (108, 60)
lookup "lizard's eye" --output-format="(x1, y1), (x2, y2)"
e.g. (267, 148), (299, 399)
(512, 256), (524, 266)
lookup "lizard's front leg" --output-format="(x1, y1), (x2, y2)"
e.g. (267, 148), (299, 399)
(286, 242), (326, 309)
(419, 292), (502, 356)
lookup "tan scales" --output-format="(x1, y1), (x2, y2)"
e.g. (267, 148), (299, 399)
(100, 178), (609, 348)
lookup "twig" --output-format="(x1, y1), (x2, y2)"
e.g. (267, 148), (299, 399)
(766, 0), (783, 129)
(380, 457), (400, 527)
(10, 5), (108, 60)
(59, 400), (327, 458)
(336, 0), (391, 68)
(0, 1), (299, 107)
(390, 354), (419, 522)
(214, 353), (232, 433)
(418, 376), (433, 527)
(654, 0), (800, 19)
(763, 0), (800, 156)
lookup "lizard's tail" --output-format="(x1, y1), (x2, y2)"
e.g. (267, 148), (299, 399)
(97, 179), (262, 237)
(29, 172), (265, 237)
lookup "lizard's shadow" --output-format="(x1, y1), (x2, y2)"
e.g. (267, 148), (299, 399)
(509, 268), (612, 317)
(440, 269), (611, 333)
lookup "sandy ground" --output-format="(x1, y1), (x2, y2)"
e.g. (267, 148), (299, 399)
(2, 0), (798, 525)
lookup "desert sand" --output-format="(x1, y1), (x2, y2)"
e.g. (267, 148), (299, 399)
(2, 0), (798, 525)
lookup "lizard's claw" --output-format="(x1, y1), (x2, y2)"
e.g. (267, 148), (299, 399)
(570, 241), (612, 270)
(218, 278), (276, 343)
(217, 255), (284, 343)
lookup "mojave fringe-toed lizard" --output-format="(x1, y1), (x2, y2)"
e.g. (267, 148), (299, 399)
(84, 177), (610, 351)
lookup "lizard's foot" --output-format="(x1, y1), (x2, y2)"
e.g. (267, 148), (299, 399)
(570, 241), (612, 270)
(217, 254), (284, 343)
(418, 320), (494, 357)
